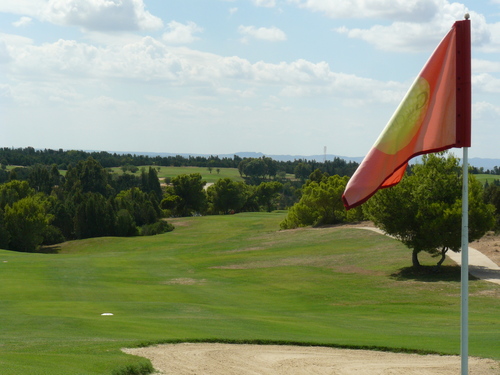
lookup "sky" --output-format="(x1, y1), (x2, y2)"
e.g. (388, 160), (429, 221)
(1, 0), (500, 159)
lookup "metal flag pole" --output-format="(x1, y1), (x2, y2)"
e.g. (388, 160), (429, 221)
(461, 145), (469, 375)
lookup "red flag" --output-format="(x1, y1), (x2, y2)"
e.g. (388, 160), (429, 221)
(342, 20), (471, 210)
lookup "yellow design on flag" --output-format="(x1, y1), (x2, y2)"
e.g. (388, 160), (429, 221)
(375, 77), (430, 155)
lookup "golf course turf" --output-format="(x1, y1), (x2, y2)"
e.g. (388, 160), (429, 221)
(0, 212), (498, 374)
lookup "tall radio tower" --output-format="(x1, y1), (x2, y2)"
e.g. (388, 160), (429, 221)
(323, 146), (327, 163)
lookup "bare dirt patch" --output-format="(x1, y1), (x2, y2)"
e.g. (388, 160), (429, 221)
(161, 278), (206, 285)
(123, 343), (500, 375)
(471, 231), (500, 266)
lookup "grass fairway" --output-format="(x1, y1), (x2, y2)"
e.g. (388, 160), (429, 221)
(108, 165), (244, 183)
(473, 173), (500, 185)
(0, 212), (499, 374)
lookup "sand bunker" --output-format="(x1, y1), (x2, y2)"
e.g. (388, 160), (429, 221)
(123, 343), (500, 375)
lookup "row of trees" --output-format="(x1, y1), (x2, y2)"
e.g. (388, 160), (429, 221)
(0, 147), (360, 178)
(161, 174), (284, 217)
(0, 158), (172, 252)
(280, 153), (499, 268)
(0, 156), (298, 252)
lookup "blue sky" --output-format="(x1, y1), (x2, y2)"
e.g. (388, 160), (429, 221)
(1, 0), (499, 159)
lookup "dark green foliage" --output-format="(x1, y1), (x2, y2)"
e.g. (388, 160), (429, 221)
(74, 192), (115, 239)
(115, 209), (138, 237)
(170, 173), (207, 216)
(484, 183), (500, 232)
(280, 175), (357, 229)
(111, 172), (142, 192)
(294, 162), (312, 181)
(237, 157), (277, 181)
(144, 167), (163, 201)
(3, 194), (51, 252)
(140, 220), (174, 236)
(65, 157), (111, 196)
(41, 225), (66, 245)
(255, 181), (283, 212)
(27, 164), (52, 194)
(207, 178), (248, 214)
(0, 209), (10, 249)
(364, 153), (495, 267)
(111, 360), (154, 375)
(115, 188), (158, 226)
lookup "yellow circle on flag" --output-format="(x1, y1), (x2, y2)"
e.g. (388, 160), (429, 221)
(374, 77), (430, 155)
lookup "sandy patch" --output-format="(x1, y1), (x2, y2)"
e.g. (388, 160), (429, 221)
(471, 231), (500, 265)
(161, 278), (206, 285)
(123, 343), (500, 375)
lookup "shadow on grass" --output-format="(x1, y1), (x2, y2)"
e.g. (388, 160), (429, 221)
(390, 265), (478, 282)
(37, 245), (62, 254)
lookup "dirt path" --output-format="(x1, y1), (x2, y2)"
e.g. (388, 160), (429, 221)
(123, 343), (500, 375)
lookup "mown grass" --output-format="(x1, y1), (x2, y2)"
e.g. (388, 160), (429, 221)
(0, 212), (498, 374)
(107, 165), (244, 183)
(472, 173), (500, 185)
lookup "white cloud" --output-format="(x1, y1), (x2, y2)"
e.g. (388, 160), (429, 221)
(41, 0), (163, 31)
(473, 73), (500, 94)
(162, 21), (203, 44)
(0, 0), (46, 15)
(252, 0), (276, 7)
(238, 25), (286, 42)
(2, 34), (405, 108)
(229, 7), (238, 15)
(0, 40), (11, 64)
(473, 59), (500, 74)
(336, 10), (490, 52)
(291, 0), (439, 21)
(295, 1), (496, 53)
(12, 16), (33, 27)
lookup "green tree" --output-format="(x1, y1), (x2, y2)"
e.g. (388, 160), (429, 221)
(27, 164), (52, 194)
(255, 181), (283, 212)
(280, 175), (351, 229)
(0, 180), (34, 209)
(4, 194), (52, 252)
(142, 166), (163, 201)
(65, 157), (110, 196)
(0, 209), (10, 249)
(364, 154), (495, 267)
(115, 209), (138, 237)
(484, 184), (500, 232)
(115, 188), (158, 226)
(208, 178), (248, 214)
(170, 173), (207, 216)
(294, 162), (312, 181)
(74, 193), (115, 239)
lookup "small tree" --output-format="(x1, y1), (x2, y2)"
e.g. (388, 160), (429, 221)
(171, 173), (207, 216)
(364, 153), (495, 267)
(4, 195), (52, 252)
(208, 178), (248, 214)
(280, 175), (351, 229)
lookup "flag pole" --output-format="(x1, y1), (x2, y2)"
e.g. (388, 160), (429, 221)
(459, 14), (471, 375)
(461, 145), (469, 375)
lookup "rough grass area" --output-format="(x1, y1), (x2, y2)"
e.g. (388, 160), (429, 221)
(0, 212), (498, 374)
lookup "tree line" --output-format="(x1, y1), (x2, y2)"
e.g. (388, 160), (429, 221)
(0, 156), (301, 252)
(0, 158), (172, 252)
(0, 147), (359, 177)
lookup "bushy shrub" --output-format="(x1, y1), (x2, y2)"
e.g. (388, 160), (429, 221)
(140, 220), (174, 236)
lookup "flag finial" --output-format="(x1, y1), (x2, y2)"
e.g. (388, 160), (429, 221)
(464, 13), (470, 20)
